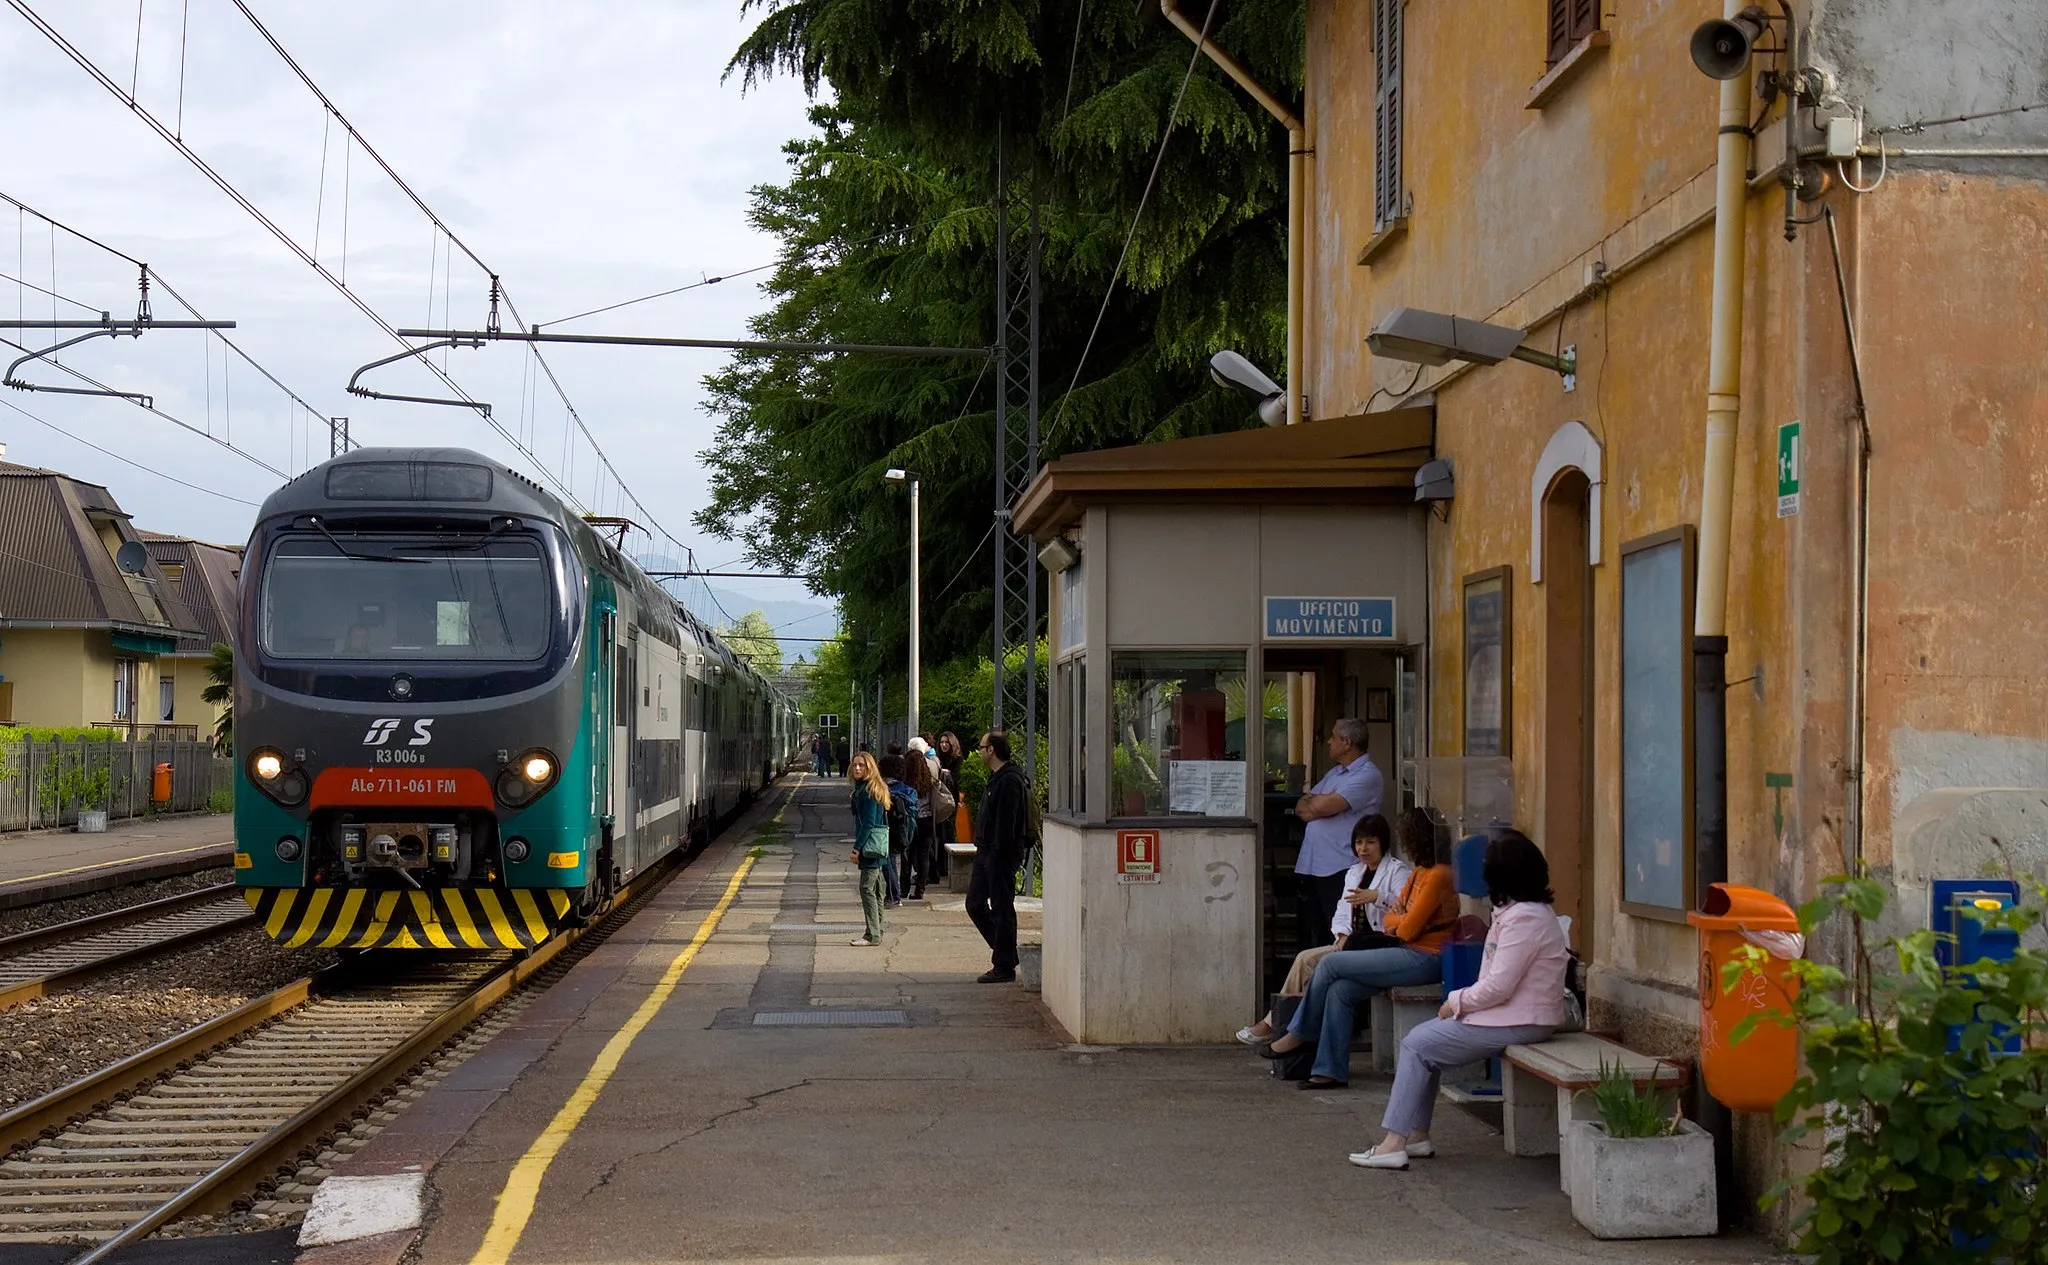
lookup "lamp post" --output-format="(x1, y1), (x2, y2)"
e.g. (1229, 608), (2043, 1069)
(885, 468), (921, 741)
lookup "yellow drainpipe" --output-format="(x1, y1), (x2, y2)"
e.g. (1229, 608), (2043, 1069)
(1695, 1), (1753, 643)
(1159, 0), (1307, 427)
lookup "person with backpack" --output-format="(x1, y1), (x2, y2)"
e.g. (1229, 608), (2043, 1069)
(967, 729), (1031, 983)
(902, 740), (947, 900)
(847, 751), (892, 946)
(877, 753), (917, 909)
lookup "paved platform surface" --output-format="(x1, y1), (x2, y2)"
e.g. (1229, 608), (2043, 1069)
(308, 777), (1792, 1264)
(0, 812), (231, 907)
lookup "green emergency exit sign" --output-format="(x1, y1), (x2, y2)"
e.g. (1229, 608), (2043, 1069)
(1777, 420), (1800, 518)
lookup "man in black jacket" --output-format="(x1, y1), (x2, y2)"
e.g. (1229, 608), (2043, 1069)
(968, 729), (1029, 983)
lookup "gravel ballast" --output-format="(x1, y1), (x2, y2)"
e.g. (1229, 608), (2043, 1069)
(0, 868), (237, 942)
(0, 927), (336, 1109)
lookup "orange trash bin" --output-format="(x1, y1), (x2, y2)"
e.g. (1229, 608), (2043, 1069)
(954, 799), (973, 845)
(151, 762), (173, 804)
(1687, 883), (1803, 1112)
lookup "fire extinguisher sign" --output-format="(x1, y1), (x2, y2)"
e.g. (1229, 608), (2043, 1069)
(1116, 829), (1161, 884)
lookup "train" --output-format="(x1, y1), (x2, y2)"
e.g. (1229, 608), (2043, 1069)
(232, 447), (799, 949)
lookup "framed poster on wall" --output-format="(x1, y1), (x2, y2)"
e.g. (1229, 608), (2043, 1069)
(1462, 567), (1511, 757)
(1619, 527), (1697, 919)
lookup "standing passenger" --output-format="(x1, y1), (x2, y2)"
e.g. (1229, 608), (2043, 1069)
(933, 732), (965, 880)
(967, 730), (1028, 983)
(903, 743), (939, 900)
(847, 752), (891, 946)
(878, 754), (914, 908)
(1292, 719), (1384, 948)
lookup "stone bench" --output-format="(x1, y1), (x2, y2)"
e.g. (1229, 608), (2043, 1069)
(1370, 985), (1445, 1074)
(1501, 1032), (1690, 1174)
(945, 843), (977, 893)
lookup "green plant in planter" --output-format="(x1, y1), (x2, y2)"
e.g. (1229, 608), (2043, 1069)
(1586, 1060), (1679, 1138)
(1726, 874), (2048, 1262)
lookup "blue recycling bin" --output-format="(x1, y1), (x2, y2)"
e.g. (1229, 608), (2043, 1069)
(1932, 879), (2022, 1056)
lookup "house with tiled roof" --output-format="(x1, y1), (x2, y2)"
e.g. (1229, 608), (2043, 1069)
(140, 530), (243, 737)
(0, 458), (203, 735)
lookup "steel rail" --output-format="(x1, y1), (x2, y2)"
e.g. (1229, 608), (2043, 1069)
(0, 898), (259, 1013)
(21, 848), (691, 1261)
(0, 882), (239, 958)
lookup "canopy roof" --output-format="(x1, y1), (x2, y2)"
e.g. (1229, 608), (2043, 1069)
(1013, 407), (1434, 540)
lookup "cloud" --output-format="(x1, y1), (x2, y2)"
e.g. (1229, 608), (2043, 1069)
(0, 0), (818, 609)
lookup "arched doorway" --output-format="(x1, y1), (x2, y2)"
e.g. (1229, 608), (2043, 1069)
(1541, 469), (1595, 956)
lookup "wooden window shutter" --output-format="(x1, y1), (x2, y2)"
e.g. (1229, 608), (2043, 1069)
(1550, 0), (1601, 64)
(1372, 0), (1404, 232)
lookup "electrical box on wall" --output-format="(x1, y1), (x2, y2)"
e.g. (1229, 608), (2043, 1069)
(1825, 115), (1862, 160)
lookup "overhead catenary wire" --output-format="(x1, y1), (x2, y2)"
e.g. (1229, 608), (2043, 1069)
(1045, 0), (1216, 440)
(4, 0), (590, 513)
(0, 394), (262, 506)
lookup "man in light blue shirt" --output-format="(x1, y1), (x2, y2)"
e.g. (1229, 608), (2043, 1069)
(1293, 717), (1384, 947)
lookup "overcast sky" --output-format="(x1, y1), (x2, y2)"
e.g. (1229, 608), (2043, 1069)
(0, 1), (831, 634)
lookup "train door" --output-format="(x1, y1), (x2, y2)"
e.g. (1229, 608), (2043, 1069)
(595, 607), (616, 899)
(619, 623), (640, 882)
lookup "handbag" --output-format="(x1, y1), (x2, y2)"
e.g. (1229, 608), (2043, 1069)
(1267, 995), (1317, 1081)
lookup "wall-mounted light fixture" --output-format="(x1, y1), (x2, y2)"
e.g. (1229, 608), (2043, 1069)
(1367, 307), (1576, 385)
(1038, 536), (1080, 574)
(1208, 350), (1288, 427)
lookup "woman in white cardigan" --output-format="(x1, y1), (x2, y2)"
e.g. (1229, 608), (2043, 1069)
(1237, 812), (1414, 1043)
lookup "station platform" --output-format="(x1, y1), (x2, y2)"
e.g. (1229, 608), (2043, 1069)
(0, 812), (232, 909)
(299, 776), (1788, 1265)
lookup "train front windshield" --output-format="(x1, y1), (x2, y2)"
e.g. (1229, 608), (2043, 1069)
(260, 536), (556, 662)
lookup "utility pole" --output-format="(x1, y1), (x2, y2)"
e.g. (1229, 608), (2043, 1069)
(990, 120), (1043, 769)
(329, 416), (350, 457)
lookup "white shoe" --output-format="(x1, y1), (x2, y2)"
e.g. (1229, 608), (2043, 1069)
(1404, 1140), (1436, 1158)
(1347, 1147), (1410, 1170)
(848, 936), (876, 947)
(1235, 1026), (1266, 1045)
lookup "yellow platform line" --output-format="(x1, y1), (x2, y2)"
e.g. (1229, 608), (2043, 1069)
(3, 841), (230, 887)
(466, 807), (778, 1264)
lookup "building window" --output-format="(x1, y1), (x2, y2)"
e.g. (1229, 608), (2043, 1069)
(1055, 657), (1086, 815)
(160, 675), (176, 722)
(1108, 651), (1249, 820)
(1372, 0), (1405, 233)
(1619, 527), (1695, 917)
(1547, 0), (1601, 65)
(113, 658), (139, 721)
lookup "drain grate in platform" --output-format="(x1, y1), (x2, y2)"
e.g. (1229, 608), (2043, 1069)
(753, 1009), (908, 1027)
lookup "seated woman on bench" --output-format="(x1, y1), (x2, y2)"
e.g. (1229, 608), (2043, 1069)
(1351, 828), (1568, 1169)
(1258, 809), (1457, 1088)
(1236, 813), (1411, 1044)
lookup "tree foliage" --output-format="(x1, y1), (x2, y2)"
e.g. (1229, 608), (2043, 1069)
(722, 610), (785, 676)
(201, 642), (234, 756)
(701, 0), (1301, 683)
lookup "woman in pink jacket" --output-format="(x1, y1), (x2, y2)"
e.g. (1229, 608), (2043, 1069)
(1351, 829), (1569, 1169)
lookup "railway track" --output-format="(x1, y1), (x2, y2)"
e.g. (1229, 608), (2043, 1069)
(0, 886), (256, 1012)
(0, 858), (682, 1257)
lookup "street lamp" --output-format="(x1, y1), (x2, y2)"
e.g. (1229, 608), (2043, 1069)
(1209, 350), (1288, 427)
(884, 467), (921, 741)
(1366, 306), (1577, 381)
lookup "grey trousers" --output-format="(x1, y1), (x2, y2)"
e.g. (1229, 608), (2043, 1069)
(1382, 1017), (1554, 1137)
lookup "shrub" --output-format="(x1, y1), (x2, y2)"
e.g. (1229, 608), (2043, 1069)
(1586, 1059), (1678, 1139)
(205, 786), (234, 814)
(1731, 875), (2048, 1262)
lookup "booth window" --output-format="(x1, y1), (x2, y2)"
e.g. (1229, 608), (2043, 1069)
(1055, 657), (1086, 814)
(1619, 527), (1695, 918)
(1109, 651), (1250, 819)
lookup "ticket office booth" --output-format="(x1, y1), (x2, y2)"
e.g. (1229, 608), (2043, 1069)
(1018, 412), (1433, 1043)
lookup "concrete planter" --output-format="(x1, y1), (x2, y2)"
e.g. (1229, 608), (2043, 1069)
(76, 810), (108, 833)
(1017, 942), (1042, 992)
(1567, 1119), (1717, 1239)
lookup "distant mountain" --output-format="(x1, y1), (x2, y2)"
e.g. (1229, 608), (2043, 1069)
(630, 554), (837, 659)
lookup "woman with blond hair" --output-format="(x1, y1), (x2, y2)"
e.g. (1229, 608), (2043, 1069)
(847, 751), (892, 946)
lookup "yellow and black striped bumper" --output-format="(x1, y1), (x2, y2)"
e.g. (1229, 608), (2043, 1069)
(241, 886), (574, 950)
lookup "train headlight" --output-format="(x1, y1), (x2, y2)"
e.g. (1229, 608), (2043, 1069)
(496, 748), (560, 809)
(248, 749), (307, 807)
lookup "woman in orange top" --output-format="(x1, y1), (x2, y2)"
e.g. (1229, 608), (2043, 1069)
(1261, 809), (1458, 1088)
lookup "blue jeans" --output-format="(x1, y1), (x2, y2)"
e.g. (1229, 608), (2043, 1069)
(1285, 946), (1442, 1083)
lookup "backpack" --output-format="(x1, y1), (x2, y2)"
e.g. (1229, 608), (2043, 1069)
(886, 783), (916, 854)
(1021, 774), (1043, 848)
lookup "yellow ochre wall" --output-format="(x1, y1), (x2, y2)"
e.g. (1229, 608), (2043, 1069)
(0, 629), (166, 728)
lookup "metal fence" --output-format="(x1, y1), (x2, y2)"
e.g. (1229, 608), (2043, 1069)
(0, 738), (233, 832)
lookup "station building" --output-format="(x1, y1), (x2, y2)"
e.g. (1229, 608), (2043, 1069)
(1025, 0), (2048, 1221)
